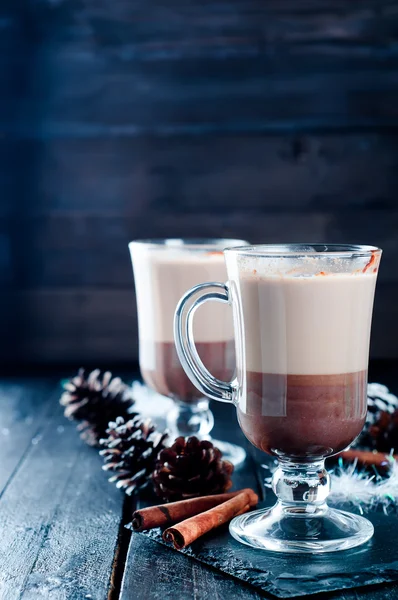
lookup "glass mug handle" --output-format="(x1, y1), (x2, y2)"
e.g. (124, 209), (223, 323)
(174, 282), (238, 404)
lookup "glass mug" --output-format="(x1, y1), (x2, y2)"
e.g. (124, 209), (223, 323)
(175, 244), (382, 553)
(129, 239), (248, 467)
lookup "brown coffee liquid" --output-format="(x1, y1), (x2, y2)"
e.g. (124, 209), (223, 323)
(237, 371), (367, 458)
(141, 340), (235, 404)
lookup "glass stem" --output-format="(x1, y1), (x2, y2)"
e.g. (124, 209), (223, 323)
(272, 459), (330, 510)
(166, 398), (214, 439)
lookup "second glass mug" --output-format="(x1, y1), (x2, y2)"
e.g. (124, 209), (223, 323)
(129, 238), (248, 467)
(175, 244), (382, 553)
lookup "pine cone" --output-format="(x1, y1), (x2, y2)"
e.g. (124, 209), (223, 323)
(100, 416), (169, 495)
(356, 383), (398, 450)
(60, 368), (136, 446)
(367, 383), (398, 424)
(367, 410), (398, 453)
(152, 436), (234, 502)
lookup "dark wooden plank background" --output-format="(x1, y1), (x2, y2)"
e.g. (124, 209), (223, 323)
(2, 0), (398, 365)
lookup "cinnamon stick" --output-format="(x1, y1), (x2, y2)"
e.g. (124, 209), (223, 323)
(163, 489), (258, 550)
(131, 490), (254, 532)
(341, 449), (398, 468)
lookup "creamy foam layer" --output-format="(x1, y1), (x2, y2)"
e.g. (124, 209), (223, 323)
(233, 271), (377, 375)
(132, 249), (234, 346)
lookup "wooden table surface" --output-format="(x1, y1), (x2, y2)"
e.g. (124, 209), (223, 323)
(1, 365), (398, 600)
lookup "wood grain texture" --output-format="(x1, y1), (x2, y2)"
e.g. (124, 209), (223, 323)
(3, 0), (398, 135)
(4, 134), (397, 216)
(122, 534), (265, 600)
(0, 379), (55, 496)
(4, 133), (398, 213)
(0, 380), (125, 600)
(2, 0), (398, 363)
(0, 289), (138, 364)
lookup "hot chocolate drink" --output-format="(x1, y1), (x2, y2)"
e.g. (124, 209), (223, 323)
(132, 247), (235, 403)
(141, 340), (235, 402)
(233, 266), (378, 458)
(174, 244), (382, 552)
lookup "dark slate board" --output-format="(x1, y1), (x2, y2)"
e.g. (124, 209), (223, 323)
(139, 507), (398, 599)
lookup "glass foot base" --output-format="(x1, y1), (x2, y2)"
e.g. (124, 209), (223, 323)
(230, 503), (374, 553)
(208, 438), (246, 469)
(132, 384), (247, 467)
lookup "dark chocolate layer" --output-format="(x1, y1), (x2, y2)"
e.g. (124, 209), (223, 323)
(237, 371), (367, 458)
(140, 340), (235, 404)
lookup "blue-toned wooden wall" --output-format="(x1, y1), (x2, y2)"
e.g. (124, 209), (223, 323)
(2, 0), (398, 365)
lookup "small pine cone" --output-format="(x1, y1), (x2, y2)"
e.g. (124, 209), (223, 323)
(356, 383), (398, 450)
(367, 383), (398, 424)
(60, 368), (136, 446)
(100, 416), (169, 495)
(367, 410), (398, 453)
(152, 436), (234, 502)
